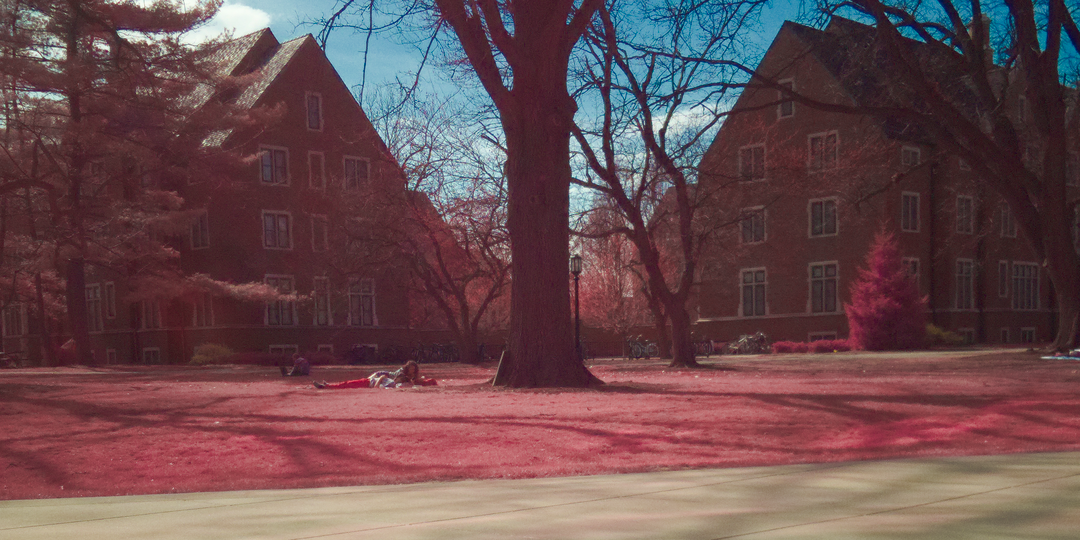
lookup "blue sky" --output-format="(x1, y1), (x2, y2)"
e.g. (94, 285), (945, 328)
(201, 0), (810, 96)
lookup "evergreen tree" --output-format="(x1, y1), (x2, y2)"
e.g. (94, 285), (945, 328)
(845, 230), (927, 350)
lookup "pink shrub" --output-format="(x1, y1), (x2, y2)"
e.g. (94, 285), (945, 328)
(771, 341), (796, 354)
(810, 339), (851, 353)
(845, 230), (928, 350)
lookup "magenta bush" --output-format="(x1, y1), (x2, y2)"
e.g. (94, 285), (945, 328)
(845, 230), (928, 350)
(771, 341), (796, 354)
(810, 339), (851, 353)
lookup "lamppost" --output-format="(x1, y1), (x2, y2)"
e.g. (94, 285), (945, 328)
(570, 254), (583, 360)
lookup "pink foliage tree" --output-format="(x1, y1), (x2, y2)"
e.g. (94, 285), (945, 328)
(845, 230), (927, 350)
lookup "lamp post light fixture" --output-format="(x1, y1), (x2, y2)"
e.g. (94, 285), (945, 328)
(570, 254), (583, 360)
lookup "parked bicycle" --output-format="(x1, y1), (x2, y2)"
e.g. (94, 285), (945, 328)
(625, 336), (659, 359)
(725, 331), (769, 355)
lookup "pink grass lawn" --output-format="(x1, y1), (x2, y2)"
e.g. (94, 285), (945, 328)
(3, 350), (1079, 500)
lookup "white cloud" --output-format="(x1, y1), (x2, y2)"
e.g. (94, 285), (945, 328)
(185, 2), (272, 43)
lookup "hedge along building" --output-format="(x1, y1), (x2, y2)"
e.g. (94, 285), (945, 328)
(692, 17), (1077, 346)
(1, 29), (418, 365)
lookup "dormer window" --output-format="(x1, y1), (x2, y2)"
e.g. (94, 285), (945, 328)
(306, 92), (323, 131)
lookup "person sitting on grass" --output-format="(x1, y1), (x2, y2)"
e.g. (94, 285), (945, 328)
(280, 353), (310, 377)
(313, 360), (435, 389)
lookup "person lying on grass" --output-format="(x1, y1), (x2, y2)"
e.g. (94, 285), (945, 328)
(313, 360), (436, 389)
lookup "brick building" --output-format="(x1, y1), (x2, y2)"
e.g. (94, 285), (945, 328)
(692, 17), (1077, 345)
(2, 29), (418, 364)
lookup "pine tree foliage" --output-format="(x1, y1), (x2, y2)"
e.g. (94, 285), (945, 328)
(845, 230), (927, 350)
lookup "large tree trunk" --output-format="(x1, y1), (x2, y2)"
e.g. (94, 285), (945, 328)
(666, 303), (698, 368)
(1044, 230), (1080, 351)
(499, 81), (596, 387)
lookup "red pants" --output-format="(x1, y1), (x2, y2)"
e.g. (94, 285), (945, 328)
(325, 378), (370, 389)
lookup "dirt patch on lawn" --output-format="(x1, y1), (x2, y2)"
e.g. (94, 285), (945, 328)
(2, 350), (1079, 500)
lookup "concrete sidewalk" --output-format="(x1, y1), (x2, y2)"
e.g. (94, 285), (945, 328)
(3, 452), (1078, 540)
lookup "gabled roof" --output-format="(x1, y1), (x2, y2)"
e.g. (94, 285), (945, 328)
(199, 30), (312, 147)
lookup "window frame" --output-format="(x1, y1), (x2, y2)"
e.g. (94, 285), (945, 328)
(998, 260), (1009, 298)
(265, 274), (297, 326)
(142, 347), (162, 364)
(956, 195), (974, 235)
(193, 292), (214, 327)
(305, 92), (323, 131)
(955, 258), (975, 310)
(259, 146), (290, 185)
(807, 130), (839, 171)
(808, 262), (839, 314)
(86, 284), (103, 333)
(313, 276), (332, 327)
(348, 278), (377, 327)
(1011, 262), (1039, 311)
(141, 299), (162, 330)
(103, 281), (116, 319)
(808, 197), (838, 238)
(740, 268), (767, 317)
(1000, 203), (1017, 238)
(901, 146), (921, 167)
(738, 144), (766, 182)
(777, 79), (795, 118)
(261, 210), (294, 250)
(740, 206), (766, 244)
(900, 191), (920, 233)
(343, 156), (370, 190)
(902, 257), (920, 287)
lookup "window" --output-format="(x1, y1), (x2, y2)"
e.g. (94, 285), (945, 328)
(778, 79), (794, 118)
(306, 92), (322, 131)
(998, 261), (1009, 298)
(902, 257), (920, 286)
(349, 278), (376, 326)
(956, 196), (974, 234)
(809, 198), (838, 237)
(318, 344), (334, 354)
(740, 207), (765, 243)
(2, 303), (26, 337)
(103, 281), (116, 319)
(1000, 328), (1010, 344)
(259, 146), (289, 185)
(739, 144), (765, 181)
(262, 211), (292, 249)
(106, 349), (118, 364)
(809, 262), (838, 313)
(1012, 263), (1039, 310)
(141, 300), (162, 329)
(313, 277), (331, 326)
(265, 275), (296, 326)
(344, 156), (369, 189)
(1020, 328), (1036, 343)
(808, 131), (838, 170)
(900, 192), (920, 232)
(193, 293), (213, 327)
(809, 332), (838, 341)
(311, 215), (329, 252)
(741, 269), (766, 317)
(1000, 203), (1017, 238)
(308, 151), (325, 189)
(955, 259), (974, 310)
(142, 348), (161, 364)
(86, 285), (103, 332)
(191, 211), (210, 249)
(901, 146), (921, 167)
